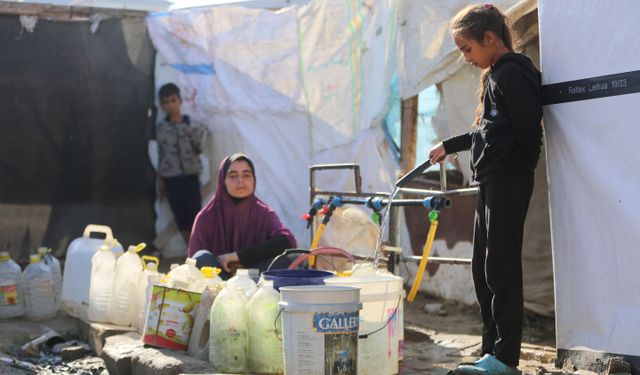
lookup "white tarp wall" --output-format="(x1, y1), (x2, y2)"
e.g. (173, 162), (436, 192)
(539, 0), (640, 367)
(147, 0), (400, 253)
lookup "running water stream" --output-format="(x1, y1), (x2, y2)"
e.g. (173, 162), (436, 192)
(373, 186), (400, 268)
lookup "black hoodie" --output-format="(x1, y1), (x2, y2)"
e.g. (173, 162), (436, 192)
(442, 53), (543, 184)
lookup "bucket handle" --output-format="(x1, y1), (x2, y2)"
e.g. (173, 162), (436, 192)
(274, 307), (284, 341)
(287, 247), (355, 270)
(83, 224), (114, 240)
(266, 248), (310, 271)
(358, 294), (402, 339)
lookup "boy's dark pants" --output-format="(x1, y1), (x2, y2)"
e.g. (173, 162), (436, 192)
(164, 174), (202, 232)
(472, 171), (534, 367)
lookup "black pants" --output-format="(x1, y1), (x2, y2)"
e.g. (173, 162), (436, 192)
(472, 171), (534, 366)
(164, 174), (201, 231)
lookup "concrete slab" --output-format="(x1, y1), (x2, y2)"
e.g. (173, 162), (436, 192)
(77, 319), (137, 355)
(135, 346), (217, 375)
(100, 332), (144, 375)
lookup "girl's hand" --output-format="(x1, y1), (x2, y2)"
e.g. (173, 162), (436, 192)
(428, 142), (447, 164)
(217, 252), (239, 273)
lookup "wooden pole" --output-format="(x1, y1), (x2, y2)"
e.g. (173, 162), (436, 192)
(400, 95), (419, 174)
(388, 95), (419, 251)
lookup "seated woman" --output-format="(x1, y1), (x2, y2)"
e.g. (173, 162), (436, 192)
(188, 153), (297, 278)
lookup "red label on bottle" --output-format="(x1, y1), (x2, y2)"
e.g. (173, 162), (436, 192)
(0, 285), (18, 305)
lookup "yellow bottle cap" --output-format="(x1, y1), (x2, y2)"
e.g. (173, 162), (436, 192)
(201, 267), (221, 278)
(0, 252), (9, 261)
(29, 254), (41, 264)
(336, 270), (353, 277)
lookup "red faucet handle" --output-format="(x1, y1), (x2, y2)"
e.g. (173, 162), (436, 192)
(320, 205), (330, 215)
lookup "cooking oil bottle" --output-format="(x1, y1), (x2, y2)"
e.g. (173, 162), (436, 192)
(24, 254), (57, 320)
(88, 245), (116, 322)
(0, 251), (25, 318)
(108, 244), (144, 326)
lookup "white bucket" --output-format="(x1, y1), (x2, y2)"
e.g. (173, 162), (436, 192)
(279, 285), (361, 375)
(325, 274), (403, 375)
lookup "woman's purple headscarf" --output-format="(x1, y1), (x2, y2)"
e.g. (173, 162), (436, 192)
(188, 153), (297, 258)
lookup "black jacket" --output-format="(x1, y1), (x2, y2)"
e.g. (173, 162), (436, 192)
(442, 53), (543, 184)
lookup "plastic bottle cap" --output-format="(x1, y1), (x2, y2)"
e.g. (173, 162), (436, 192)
(201, 267), (221, 278)
(170, 264), (179, 270)
(147, 263), (158, 272)
(236, 268), (249, 276)
(37, 247), (49, 256)
(0, 252), (9, 261)
(29, 254), (41, 264)
(127, 245), (138, 253)
(99, 244), (110, 251)
(185, 258), (196, 266)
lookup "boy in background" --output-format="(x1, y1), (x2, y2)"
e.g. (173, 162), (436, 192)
(156, 83), (205, 245)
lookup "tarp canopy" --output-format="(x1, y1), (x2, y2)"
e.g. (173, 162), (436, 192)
(147, 0), (400, 252)
(397, 0), (536, 99)
(539, 0), (640, 368)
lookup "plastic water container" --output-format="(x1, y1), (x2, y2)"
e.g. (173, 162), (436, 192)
(279, 285), (361, 375)
(166, 258), (205, 293)
(0, 251), (26, 318)
(108, 244), (144, 326)
(136, 256), (163, 332)
(61, 224), (123, 320)
(325, 274), (403, 375)
(261, 269), (333, 292)
(24, 255), (57, 321)
(247, 280), (283, 374)
(227, 269), (258, 299)
(201, 267), (223, 292)
(210, 285), (248, 373)
(37, 247), (62, 310)
(88, 245), (116, 323)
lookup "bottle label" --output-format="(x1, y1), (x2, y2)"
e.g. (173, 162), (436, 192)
(0, 284), (18, 305)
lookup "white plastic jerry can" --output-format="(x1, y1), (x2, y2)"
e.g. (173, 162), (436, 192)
(0, 251), (26, 319)
(37, 247), (62, 310)
(227, 269), (257, 299)
(61, 224), (123, 320)
(166, 258), (205, 293)
(24, 254), (57, 321)
(136, 255), (163, 332)
(108, 243), (145, 326)
(88, 245), (116, 323)
(210, 285), (248, 373)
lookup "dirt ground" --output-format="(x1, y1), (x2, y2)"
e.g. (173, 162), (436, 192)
(0, 293), (588, 375)
(399, 292), (570, 375)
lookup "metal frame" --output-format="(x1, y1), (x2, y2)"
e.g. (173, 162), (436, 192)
(307, 163), (477, 272)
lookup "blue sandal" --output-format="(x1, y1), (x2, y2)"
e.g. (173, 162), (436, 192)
(451, 354), (520, 375)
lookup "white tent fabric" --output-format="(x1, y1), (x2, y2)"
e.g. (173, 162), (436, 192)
(397, 0), (535, 99)
(3, 0), (171, 11)
(147, 0), (400, 253)
(539, 0), (640, 358)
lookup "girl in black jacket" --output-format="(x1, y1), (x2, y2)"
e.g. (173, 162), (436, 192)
(428, 4), (543, 375)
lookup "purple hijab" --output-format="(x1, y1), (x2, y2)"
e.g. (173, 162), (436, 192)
(188, 154), (297, 257)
